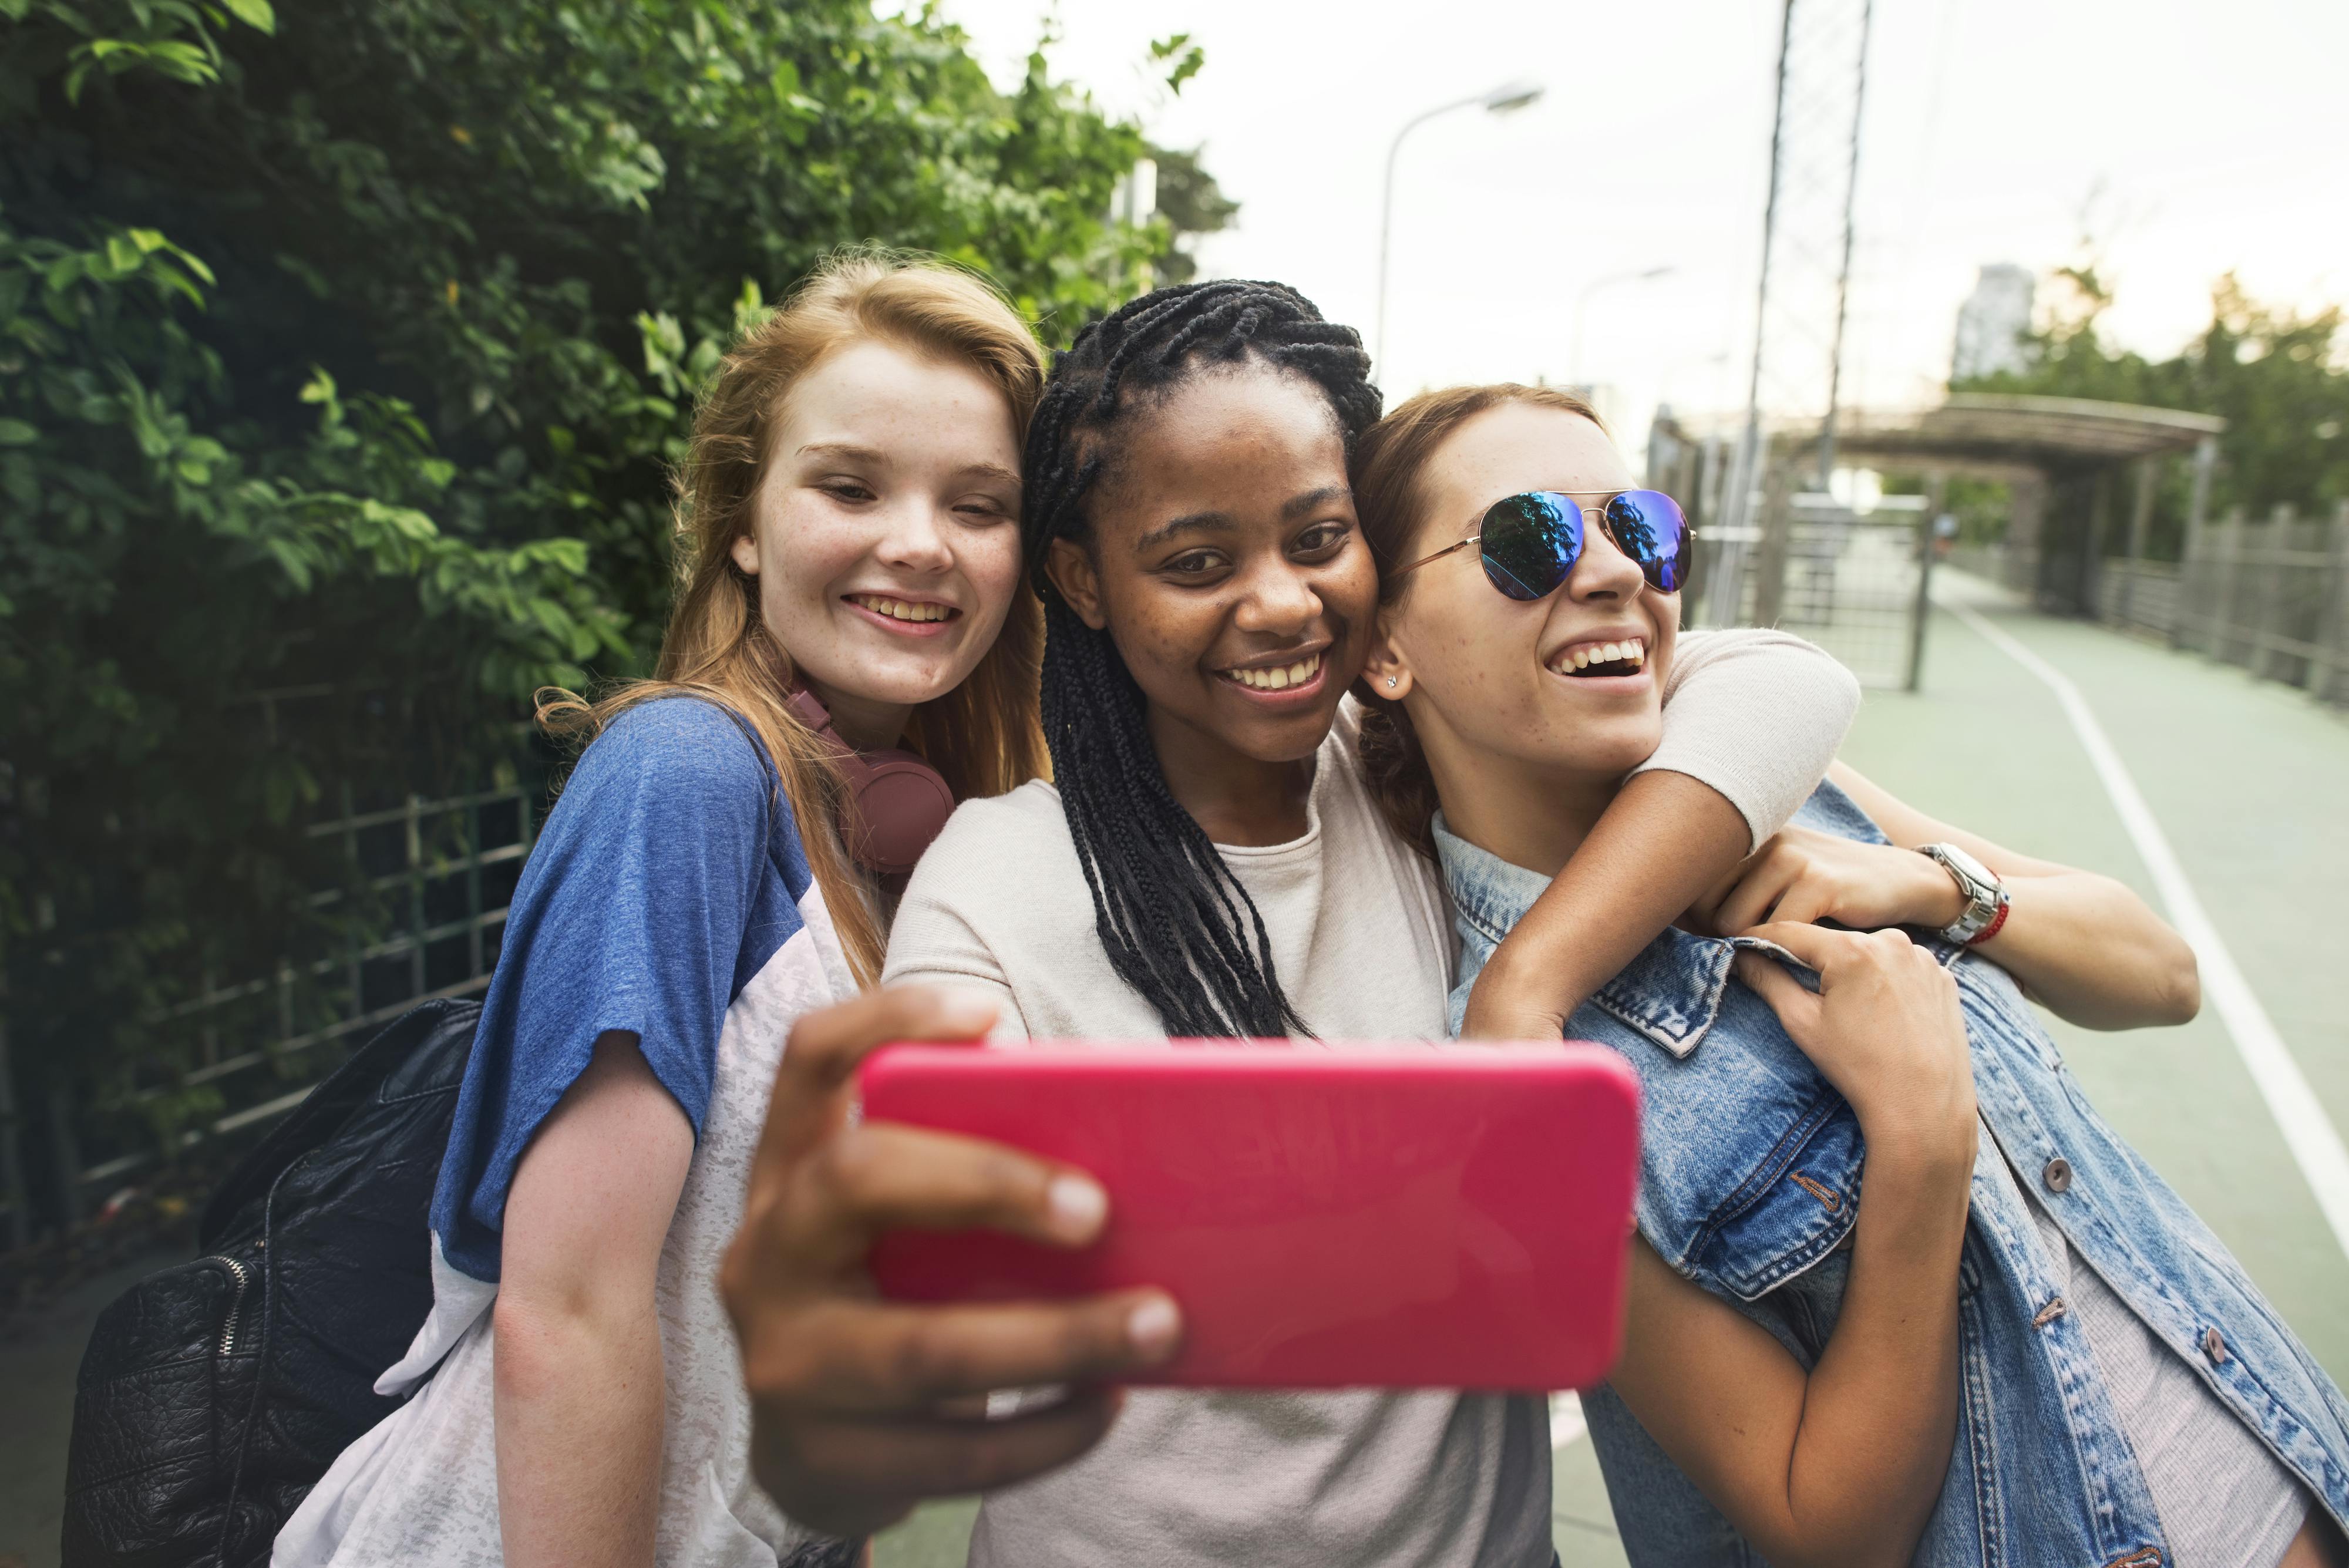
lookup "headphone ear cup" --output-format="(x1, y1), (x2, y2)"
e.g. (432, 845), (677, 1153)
(840, 751), (955, 876)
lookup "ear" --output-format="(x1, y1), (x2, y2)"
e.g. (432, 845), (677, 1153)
(1044, 537), (1109, 631)
(1361, 608), (1417, 701)
(729, 530), (760, 577)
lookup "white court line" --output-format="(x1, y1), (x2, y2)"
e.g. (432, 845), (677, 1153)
(1550, 1391), (1587, 1448)
(1939, 594), (2349, 1260)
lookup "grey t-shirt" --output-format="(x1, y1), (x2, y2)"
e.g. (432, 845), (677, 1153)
(881, 632), (1859, 1568)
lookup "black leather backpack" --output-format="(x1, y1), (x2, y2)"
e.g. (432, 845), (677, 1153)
(61, 998), (480, 1567)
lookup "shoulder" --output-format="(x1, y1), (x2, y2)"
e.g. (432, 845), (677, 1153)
(906, 780), (1073, 890)
(573, 696), (775, 801)
(544, 696), (803, 880)
(886, 780), (1085, 987)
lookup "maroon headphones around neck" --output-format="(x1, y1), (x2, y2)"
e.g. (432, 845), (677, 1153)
(785, 688), (954, 878)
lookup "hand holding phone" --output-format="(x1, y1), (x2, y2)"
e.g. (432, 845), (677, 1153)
(719, 987), (1183, 1538)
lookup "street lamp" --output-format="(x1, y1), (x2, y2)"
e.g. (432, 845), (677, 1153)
(1373, 79), (1545, 373)
(1570, 266), (1678, 386)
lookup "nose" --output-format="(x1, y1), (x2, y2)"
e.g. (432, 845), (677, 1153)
(873, 498), (955, 574)
(1231, 556), (1322, 637)
(1567, 514), (1647, 603)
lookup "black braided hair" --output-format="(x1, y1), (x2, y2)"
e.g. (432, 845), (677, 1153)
(1021, 280), (1383, 1038)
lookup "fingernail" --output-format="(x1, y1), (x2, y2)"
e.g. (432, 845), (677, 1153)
(1047, 1173), (1108, 1241)
(1127, 1295), (1181, 1358)
(935, 988), (997, 1036)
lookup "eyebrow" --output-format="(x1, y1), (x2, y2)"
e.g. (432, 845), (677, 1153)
(1132, 510), (1230, 553)
(796, 442), (1019, 490)
(1132, 486), (1352, 554)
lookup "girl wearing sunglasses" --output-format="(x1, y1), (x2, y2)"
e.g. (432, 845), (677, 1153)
(862, 280), (1863, 1567)
(1352, 382), (2349, 1567)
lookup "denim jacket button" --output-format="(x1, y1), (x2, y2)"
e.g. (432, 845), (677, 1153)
(2203, 1327), (2229, 1364)
(2042, 1156), (2074, 1194)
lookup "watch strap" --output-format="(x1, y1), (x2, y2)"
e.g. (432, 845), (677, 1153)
(1920, 843), (2007, 945)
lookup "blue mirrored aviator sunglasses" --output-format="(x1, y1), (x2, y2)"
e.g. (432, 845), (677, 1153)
(1393, 489), (1692, 601)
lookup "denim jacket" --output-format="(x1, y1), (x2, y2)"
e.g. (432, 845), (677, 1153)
(1438, 781), (2349, 1568)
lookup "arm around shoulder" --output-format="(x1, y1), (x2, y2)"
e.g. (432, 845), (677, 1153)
(1641, 628), (1861, 850)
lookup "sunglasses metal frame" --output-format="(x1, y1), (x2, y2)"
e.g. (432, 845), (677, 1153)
(1392, 489), (1688, 593)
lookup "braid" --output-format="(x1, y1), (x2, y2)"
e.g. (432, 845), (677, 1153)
(1022, 281), (1383, 1038)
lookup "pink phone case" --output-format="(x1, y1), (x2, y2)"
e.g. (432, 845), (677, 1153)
(860, 1042), (1641, 1391)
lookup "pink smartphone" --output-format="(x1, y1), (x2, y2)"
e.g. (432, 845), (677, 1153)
(860, 1042), (1640, 1390)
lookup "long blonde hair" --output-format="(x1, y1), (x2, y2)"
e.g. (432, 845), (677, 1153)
(541, 253), (1051, 983)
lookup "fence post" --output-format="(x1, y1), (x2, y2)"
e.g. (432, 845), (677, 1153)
(1907, 500), (1936, 692)
(2319, 503), (2349, 705)
(1754, 456), (1795, 627)
(2251, 505), (2292, 682)
(2120, 456), (2157, 634)
(2214, 507), (2247, 667)
(0, 967), (27, 1251)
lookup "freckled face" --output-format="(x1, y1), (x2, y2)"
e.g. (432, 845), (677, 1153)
(1375, 402), (1680, 780)
(1046, 365), (1375, 767)
(729, 339), (1024, 739)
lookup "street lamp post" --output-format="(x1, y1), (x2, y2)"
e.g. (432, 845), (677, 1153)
(1373, 79), (1544, 374)
(1570, 266), (1678, 386)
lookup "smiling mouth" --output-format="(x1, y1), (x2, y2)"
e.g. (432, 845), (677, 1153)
(847, 593), (959, 625)
(1550, 636), (1647, 678)
(1217, 650), (1325, 692)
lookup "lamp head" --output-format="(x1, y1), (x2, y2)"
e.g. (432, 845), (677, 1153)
(1480, 79), (1545, 114)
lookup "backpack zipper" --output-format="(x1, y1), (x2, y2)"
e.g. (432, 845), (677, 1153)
(210, 1252), (254, 1357)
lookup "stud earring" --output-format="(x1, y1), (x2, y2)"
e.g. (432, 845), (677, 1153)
(1386, 677), (1398, 688)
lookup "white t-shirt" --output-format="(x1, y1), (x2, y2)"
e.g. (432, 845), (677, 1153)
(880, 630), (1860, 1568)
(886, 703), (1554, 1568)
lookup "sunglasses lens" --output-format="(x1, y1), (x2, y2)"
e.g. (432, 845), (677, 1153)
(1479, 492), (1579, 601)
(1604, 490), (1692, 593)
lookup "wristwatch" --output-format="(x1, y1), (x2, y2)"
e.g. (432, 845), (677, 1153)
(1918, 842), (2010, 945)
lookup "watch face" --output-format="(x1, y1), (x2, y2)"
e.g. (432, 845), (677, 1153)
(1935, 843), (1997, 891)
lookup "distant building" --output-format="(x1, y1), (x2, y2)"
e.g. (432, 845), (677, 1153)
(1951, 264), (2035, 383)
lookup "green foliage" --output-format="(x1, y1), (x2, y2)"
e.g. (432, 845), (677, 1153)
(2, 0), (1193, 1209)
(1958, 261), (2349, 536)
(1149, 145), (1239, 286)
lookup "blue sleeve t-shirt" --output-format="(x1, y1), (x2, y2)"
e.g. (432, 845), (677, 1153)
(430, 696), (813, 1283)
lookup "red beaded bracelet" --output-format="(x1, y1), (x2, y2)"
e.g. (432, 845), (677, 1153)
(1967, 899), (2011, 946)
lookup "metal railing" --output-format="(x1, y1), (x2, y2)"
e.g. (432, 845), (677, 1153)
(1953, 501), (2349, 708)
(1691, 494), (1934, 689)
(2, 782), (540, 1238)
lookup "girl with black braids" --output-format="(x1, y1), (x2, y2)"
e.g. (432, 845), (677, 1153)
(881, 278), (1862, 1568)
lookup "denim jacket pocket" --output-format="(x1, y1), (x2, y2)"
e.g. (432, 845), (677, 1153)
(1571, 930), (1866, 1303)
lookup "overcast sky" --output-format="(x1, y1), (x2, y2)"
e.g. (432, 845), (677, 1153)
(926, 0), (2348, 444)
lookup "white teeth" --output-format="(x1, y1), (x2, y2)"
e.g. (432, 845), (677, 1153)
(853, 594), (951, 623)
(1225, 653), (1322, 691)
(1552, 636), (1648, 676)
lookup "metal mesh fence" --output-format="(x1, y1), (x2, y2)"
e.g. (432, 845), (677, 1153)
(1691, 494), (1929, 689)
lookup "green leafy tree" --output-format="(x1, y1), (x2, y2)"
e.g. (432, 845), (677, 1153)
(1149, 145), (1240, 285)
(1957, 252), (2349, 550)
(1, 0), (1197, 1227)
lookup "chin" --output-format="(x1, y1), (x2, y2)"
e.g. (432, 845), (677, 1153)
(1543, 722), (1665, 779)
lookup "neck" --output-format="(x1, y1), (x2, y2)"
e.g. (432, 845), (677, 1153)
(1416, 718), (1623, 878)
(803, 678), (911, 753)
(1146, 704), (1316, 848)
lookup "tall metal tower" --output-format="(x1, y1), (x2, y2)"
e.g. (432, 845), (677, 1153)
(1708, 0), (1875, 629)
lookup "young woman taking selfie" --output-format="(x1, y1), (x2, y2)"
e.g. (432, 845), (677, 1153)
(272, 255), (1107, 1567)
(1350, 382), (2349, 1567)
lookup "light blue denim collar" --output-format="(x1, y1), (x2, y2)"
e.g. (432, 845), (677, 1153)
(1431, 809), (1752, 1059)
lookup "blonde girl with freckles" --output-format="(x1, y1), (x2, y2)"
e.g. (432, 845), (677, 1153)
(272, 255), (1172, 1568)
